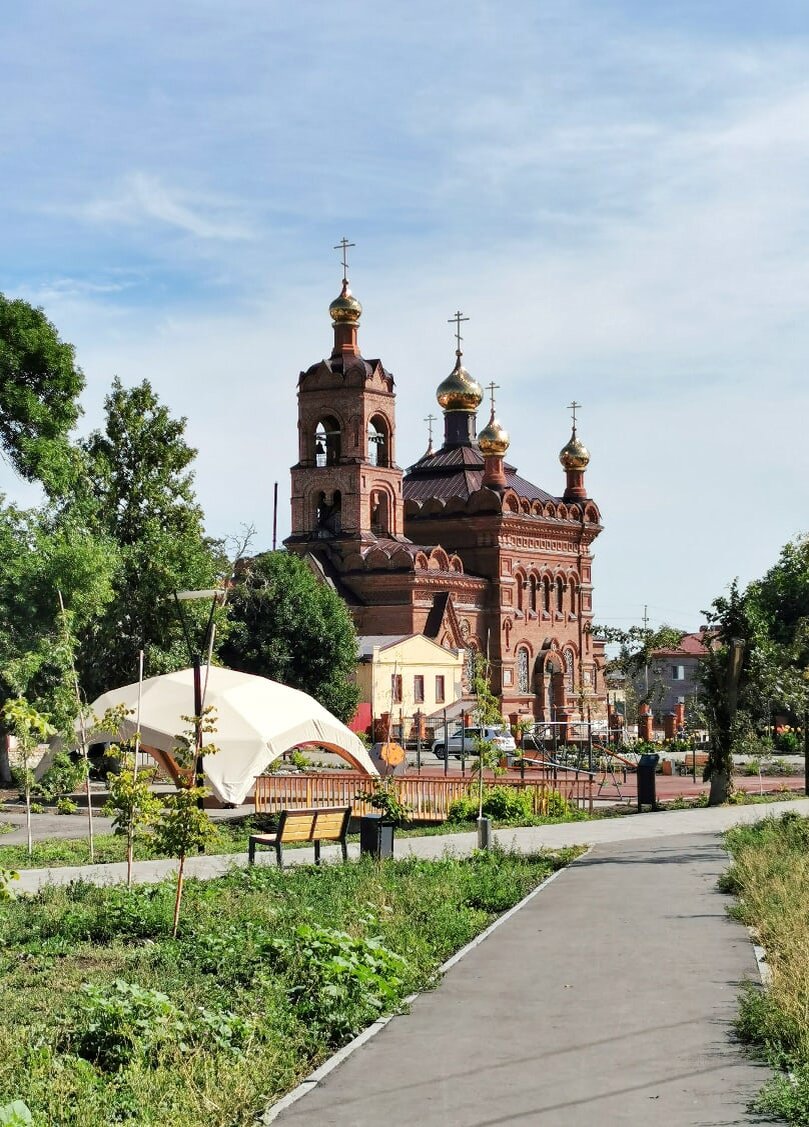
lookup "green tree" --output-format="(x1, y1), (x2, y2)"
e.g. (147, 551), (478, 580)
(1, 698), (56, 855)
(0, 498), (117, 784)
(151, 712), (219, 936)
(100, 705), (162, 887)
(77, 378), (224, 698)
(153, 788), (219, 937)
(592, 623), (685, 718)
(0, 295), (84, 496)
(220, 551), (360, 722)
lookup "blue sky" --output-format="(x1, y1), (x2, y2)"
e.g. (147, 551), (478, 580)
(2, 0), (809, 632)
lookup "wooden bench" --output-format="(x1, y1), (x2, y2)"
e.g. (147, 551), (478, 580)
(248, 806), (351, 868)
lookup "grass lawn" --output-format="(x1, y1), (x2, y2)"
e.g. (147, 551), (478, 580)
(722, 811), (809, 1123)
(0, 847), (580, 1125)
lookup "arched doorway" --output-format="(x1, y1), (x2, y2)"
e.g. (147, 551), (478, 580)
(534, 650), (565, 721)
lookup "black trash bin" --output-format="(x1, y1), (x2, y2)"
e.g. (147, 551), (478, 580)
(637, 752), (659, 810)
(359, 814), (394, 860)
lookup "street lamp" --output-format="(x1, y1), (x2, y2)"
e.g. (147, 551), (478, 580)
(173, 588), (225, 805)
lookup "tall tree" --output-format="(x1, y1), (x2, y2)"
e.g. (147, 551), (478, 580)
(77, 378), (224, 697)
(0, 499), (117, 733)
(591, 623), (685, 718)
(0, 295), (84, 495)
(220, 551), (360, 722)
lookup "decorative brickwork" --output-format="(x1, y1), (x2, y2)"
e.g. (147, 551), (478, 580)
(285, 275), (606, 722)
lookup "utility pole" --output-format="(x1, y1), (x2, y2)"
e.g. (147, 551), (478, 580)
(642, 604), (650, 696)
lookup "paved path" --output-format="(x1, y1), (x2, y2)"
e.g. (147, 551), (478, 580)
(6, 797), (809, 894)
(274, 832), (774, 1127)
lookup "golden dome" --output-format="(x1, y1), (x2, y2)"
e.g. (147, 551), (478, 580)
(478, 409), (510, 455)
(559, 429), (590, 470)
(329, 280), (362, 325)
(436, 354), (484, 412)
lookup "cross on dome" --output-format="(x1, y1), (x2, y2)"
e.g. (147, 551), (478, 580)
(447, 310), (469, 355)
(568, 400), (582, 434)
(333, 237), (356, 283)
(486, 381), (500, 414)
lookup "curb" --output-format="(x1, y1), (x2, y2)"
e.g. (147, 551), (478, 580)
(260, 845), (591, 1124)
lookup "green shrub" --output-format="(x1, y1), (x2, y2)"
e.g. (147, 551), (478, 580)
(67, 978), (250, 1071)
(28, 802), (46, 814)
(775, 730), (801, 755)
(35, 750), (86, 801)
(448, 786), (574, 824)
(744, 757), (761, 776)
(0, 1103), (31, 1126)
(55, 798), (78, 815)
(268, 923), (407, 1046)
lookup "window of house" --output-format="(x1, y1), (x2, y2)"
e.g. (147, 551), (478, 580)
(672, 665), (685, 680)
(414, 675), (424, 703)
(517, 648), (530, 694)
(391, 674), (402, 703)
(435, 675), (445, 703)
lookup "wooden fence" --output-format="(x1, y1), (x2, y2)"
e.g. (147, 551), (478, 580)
(254, 771), (593, 821)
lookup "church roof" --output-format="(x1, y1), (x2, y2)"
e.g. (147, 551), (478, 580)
(403, 444), (557, 504)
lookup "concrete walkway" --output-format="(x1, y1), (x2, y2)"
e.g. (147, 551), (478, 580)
(6, 797), (808, 894)
(274, 832), (774, 1127)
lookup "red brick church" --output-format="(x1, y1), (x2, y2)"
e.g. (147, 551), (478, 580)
(285, 258), (606, 727)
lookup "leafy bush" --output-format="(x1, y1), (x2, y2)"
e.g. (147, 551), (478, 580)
(0, 868), (19, 901)
(356, 781), (412, 826)
(268, 923), (408, 1045)
(448, 786), (574, 824)
(29, 802), (45, 814)
(55, 797), (78, 815)
(743, 757), (761, 776)
(775, 730), (801, 755)
(67, 978), (250, 1071)
(35, 750), (86, 802)
(0, 1103), (31, 1126)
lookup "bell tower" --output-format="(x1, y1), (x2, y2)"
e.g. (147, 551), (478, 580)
(287, 242), (405, 548)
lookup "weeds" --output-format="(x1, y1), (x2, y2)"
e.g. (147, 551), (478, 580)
(0, 848), (577, 1125)
(724, 811), (809, 1122)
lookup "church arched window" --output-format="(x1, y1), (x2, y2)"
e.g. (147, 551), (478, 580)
(368, 415), (390, 467)
(563, 648), (575, 694)
(529, 575), (537, 612)
(569, 578), (578, 617)
(315, 417), (341, 467)
(556, 577), (565, 614)
(517, 648), (530, 695)
(370, 489), (390, 536)
(542, 577), (551, 614)
(515, 572), (525, 612)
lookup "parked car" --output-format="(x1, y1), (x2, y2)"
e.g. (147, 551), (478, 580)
(432, 725), (516, 760)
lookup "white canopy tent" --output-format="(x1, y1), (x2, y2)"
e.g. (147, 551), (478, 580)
(78, 666), (377, 805)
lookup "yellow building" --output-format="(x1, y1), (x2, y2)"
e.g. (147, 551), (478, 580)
(356, 634), (464, 740)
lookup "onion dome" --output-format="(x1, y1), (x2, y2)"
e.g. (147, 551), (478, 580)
(478, 408), (510, 455)
(559, 429), (590, 470)
(436, 352), (484, 412)
(329, 279), (362, 325)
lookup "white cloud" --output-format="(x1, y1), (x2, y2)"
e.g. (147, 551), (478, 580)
(78, 173), (250, 240)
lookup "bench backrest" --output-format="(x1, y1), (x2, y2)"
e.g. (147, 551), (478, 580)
(278, 806), (351, 843)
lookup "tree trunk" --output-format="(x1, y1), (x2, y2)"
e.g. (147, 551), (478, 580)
(0, 735), (11, 786)
(708, 769), (731, 806)
(84, 752), (94, 864)
(25, 784), (32, 857)
(172, 855), (185, 937)
(126, 831), (134, 890)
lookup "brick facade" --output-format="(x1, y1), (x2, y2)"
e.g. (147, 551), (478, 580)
(286, 277), (606, 724)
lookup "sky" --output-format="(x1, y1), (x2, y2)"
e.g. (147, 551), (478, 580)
(2, 0), (809, 634)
